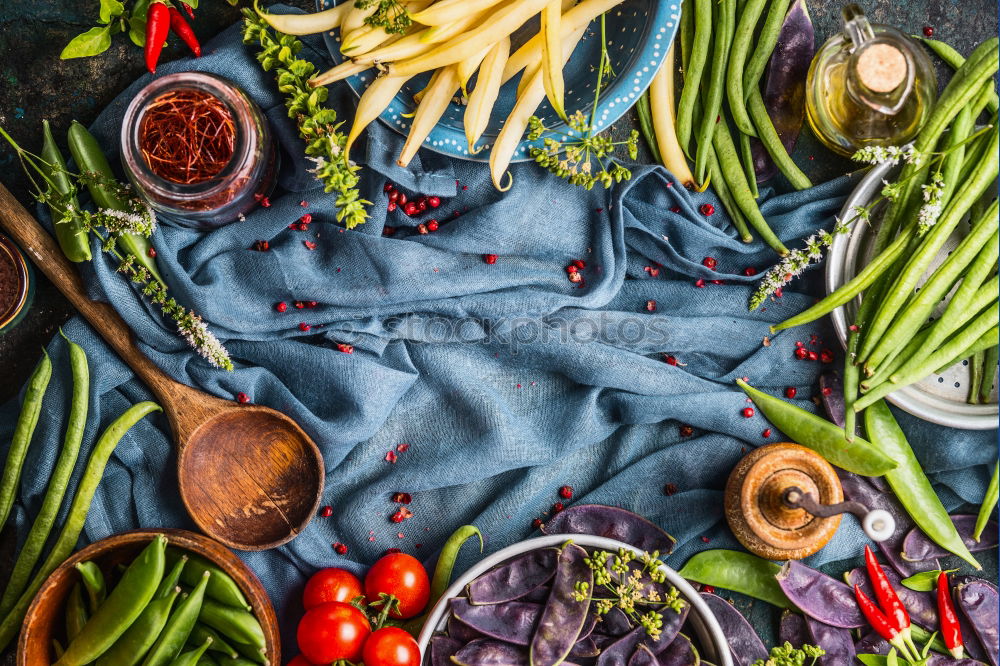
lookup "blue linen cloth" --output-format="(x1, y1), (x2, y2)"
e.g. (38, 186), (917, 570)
(2, 15), (996, 653)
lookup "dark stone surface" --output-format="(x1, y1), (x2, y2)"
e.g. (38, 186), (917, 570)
(0, 1), (995, 662)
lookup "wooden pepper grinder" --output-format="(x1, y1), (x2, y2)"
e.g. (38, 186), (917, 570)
(725, 442), (894, 560)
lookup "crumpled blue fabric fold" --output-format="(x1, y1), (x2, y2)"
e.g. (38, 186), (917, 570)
(2, 14), (995, 653)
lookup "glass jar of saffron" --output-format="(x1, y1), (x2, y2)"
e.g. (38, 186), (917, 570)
(120, 72), (277, 228)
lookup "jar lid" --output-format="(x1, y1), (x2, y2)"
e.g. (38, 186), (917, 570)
(856, 43), (908, 93)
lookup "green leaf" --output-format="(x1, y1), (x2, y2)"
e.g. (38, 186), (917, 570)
(99, 0), (125, 22)
(856, 655), (889, 666)
(179, 0), (199, 7)
(60, 25), (113, 59)
(900, 569), (956, 592)
(128, 17), (146, 47)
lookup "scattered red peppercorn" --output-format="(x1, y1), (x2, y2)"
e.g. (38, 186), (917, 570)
(428, 196), (441, 208)
(299, 322), (311, 332)
(387, 201), (397, 212)
(147, 247), (157, 258)
(383, 226), (396, 236)
(275, 301), (287, 313)
(320, 506), (333, 517)
(566, 264), (578, 274)
(568, 272), (583, 284)
(762, 429), (772, 438)
(552, 502), (564, 513)
(559, 485), (573, 499)
(774, 287), (783, 298)
(303, 241), (317, 250)
(820, 349), (834, 364)
(390, 507), (413, 523)
(300, 213), (313, 225)
(699, 203), (715, 216)
(259, 196), (271, 208)
(664, 355), (678, 366)
(795, 347), (809, 360)
(308, 301), (319, 308)
(532, 518), (543, 529)
(849, 324), (860, 332)
(396, 192), (408, 206)
(404, 202), (419, 216)
(679, 425), (694, 437)
(743, 267), (757, 276)
(701, 536), (710, 543)
(392, 492), (412, 504)
(294, 301), (305, 309)
(397, 443), (410, 452)
(669, 205), (681, 213)
(385, 450), (398, 463)
(236, 392), (250, 404)
(427, 219), (439, 232)
(646, 300), (657, 312)
(333, 542), (348, 555)
(572, 259), (586, 269)
(336, 343), (354, 354)
(252, 240), (269, 252)
(417, 223), (429, 235)
(703, 584), (715, 593)
(807, 350), (819, 361)
(484, 254), (498, 264)
(695, 278), (706, 288)
(923, 25), (934, 37)
(821, 386), (833, 396)
(710, 279), (724, 285)
(702, 257), (717, 269)
(663, 483), (678, 496)
(785, 387), (797, 399)
(742, 407), (755, 418)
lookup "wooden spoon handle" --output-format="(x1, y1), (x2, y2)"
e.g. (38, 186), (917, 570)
(0, 182), (185, 405)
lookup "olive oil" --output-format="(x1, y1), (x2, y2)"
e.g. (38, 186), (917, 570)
(806, 4), (936, 156)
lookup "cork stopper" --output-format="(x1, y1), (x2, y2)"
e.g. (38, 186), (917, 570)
(856, 43), (907, 93)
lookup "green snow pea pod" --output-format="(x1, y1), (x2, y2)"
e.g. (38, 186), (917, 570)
(144, 571), (211, 666)
(40, 120), (91, 262)
(75, 561), (107, 613)
(167, 549), (249, 610)
(974, 462), (999, 542)
(864, 400), (980, 569)
(230, 640), (267, 664)
(96, 586), (182, 666)
(735, 379), (896, 476)
(197, 655), (219, 666)
(169, 637), (213, 666)
(676, 549), (792, 609)
(65, 582), (89, 642)
(158, 556), (189, 599)
(188, 624), (238, 659)
(403, 525), (483, 635)
(197, 599), (264, 649)
(56, 534), (168, 666)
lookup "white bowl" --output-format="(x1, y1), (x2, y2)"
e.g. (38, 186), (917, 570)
(416, 534), (733, 666)
(826, 160), (998, 430)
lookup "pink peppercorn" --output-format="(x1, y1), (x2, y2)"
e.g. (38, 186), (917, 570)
(743, 267), (757, 276)
(337, 343), (354, 354)
(695, 278), (706, 288)
(702, 257), (717, 269)
(484, 254), (498, 264)
(700, 203), (715, 216)
(532, 518), (543, 529)
(299, 322), (311, 332)
(573, 259), (586, 269)
(785, 387), (797, 399)
(428, 196), (441, 208)
(320, 506), (333, 517)
(236, 392), (250, 404)
(552, 502), (564, 513)
(646, 300), (657, 312)
(762, 429), (772, 438)
(559, 486), (573, 499)
(333, 542), (348, 554)
(427, 219), (439, 232)
(275, 302), (287, 313)
(742, 407), (755, 418)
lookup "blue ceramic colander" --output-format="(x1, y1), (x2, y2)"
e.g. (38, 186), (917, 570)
(317, 0), (679, 162)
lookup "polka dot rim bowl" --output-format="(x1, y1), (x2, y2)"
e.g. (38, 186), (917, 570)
(826, 160), (998, 430)
(317, 0), (679, 162)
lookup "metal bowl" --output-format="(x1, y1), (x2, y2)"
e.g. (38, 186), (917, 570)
(415, 534), (733, 666)
(318, 0), (678, 162)
(826, 161), (998, 429)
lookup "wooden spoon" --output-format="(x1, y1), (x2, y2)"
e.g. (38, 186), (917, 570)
(0, 183), (324, 551)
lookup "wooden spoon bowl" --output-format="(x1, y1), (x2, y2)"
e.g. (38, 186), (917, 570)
(18, 529), (280, 665)
(0, 183), (324, 551)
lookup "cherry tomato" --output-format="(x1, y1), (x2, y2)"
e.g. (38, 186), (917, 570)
(363, 627), (421, 666)
(296, 601), (371, 664)
(287, 657), (314, 666)
(364, 553), (430, 619)
(303, 568), (364, 610)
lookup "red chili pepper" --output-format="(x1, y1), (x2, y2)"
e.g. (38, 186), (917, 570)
(181, 2), (195, 19)
(168, 7), (202, 57)
(864, 544), (910, 635)
(854, 584), (899, 642)
(144, 2), (171, 73)
(937, 571), (964, 659)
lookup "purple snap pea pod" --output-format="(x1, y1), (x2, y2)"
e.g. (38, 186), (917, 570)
(775, 560), (864, 628)
(591, 634), (619, 650)
(522, 586), (552, 604)
(845, 567), (938, 630)
(578, 613), (599, 641)
(700, 593), (768, 666)
(468, 549), (558, 605)
(837, 470), (938, 577)
(855, 629), (891, 656)
(598, 608), (632, 636)
(779, 610), (809, 649)
(540, 505), (676, 555)
(449, 613), (486, 643)
(955, 580), (999, 666)
(530, 543), (593, 666)
(925, 655), (992, 666)
(432, 636), (463, 666)
(750, 0), (814, 183)
(570, 637), (601, 659)
(902, 516), (999, 562)
(657, 634), (699, 666)
(453, 639), (530, 666)
(596, 627), (644, 666)
(626, 644), (656, 666)
(946, 577), (989, 662)
(818, 372), (846, 428)
(642, 603), (690, 655)
(450, 598), (541, 645)
(804, 616), (856, 666)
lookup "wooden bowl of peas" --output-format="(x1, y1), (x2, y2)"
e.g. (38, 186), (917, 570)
(18, 528), (280, 665)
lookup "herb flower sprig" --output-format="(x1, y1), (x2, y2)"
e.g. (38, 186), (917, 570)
(242, 9), (370, 228)
(355, 0), (412, 34)
(751, 642), (826, 666)
(572, 548), (684, 642)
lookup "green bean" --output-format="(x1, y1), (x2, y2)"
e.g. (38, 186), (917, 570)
(0, 401), (162, 653)
(676, 549), (792, 608)
(170, 638), (213, 666)
(158, 556), (189, 599)
(741, 0), (788, 103)
(736, 379), (896, 475)
(57, 535), (168, 666)
(145, 572), (211, 666)
(0, 351), (51, 531)
(635, 91), (663, 165)
(859, 171), (999, 362)
(738, 131), (759, 198)
(864, 400), (981, 569)
(75, 561), (107, 613)
(188, 624), (238, 660)
(920, 37), (999, 114)
(66, 582), (89, 642)
(862, 209), (999, 371)
(66, 121), (164, 286)
(747, 88), (812, 190)
(957, 115), (997, 186)
(167, 549), (250, 611)
(694, 0), (735, 184)
(197, 599), (264, 650)
(974, 463), (999, 542)
(712, 119), (787, 254)
(431, 525), (482, 603)
(0, 334), (88, 617)
(931, 325), (999, 375)
(726, 0), (767, 136)
(97, 586), (182, 666)
(40, 120), (91, 263)
(979, 344), (998, 402)
(706, 145), (753, 242)
(679, 0), (694, 73)
(675, 0), (712, 154)
(969, 351), (986, 404)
